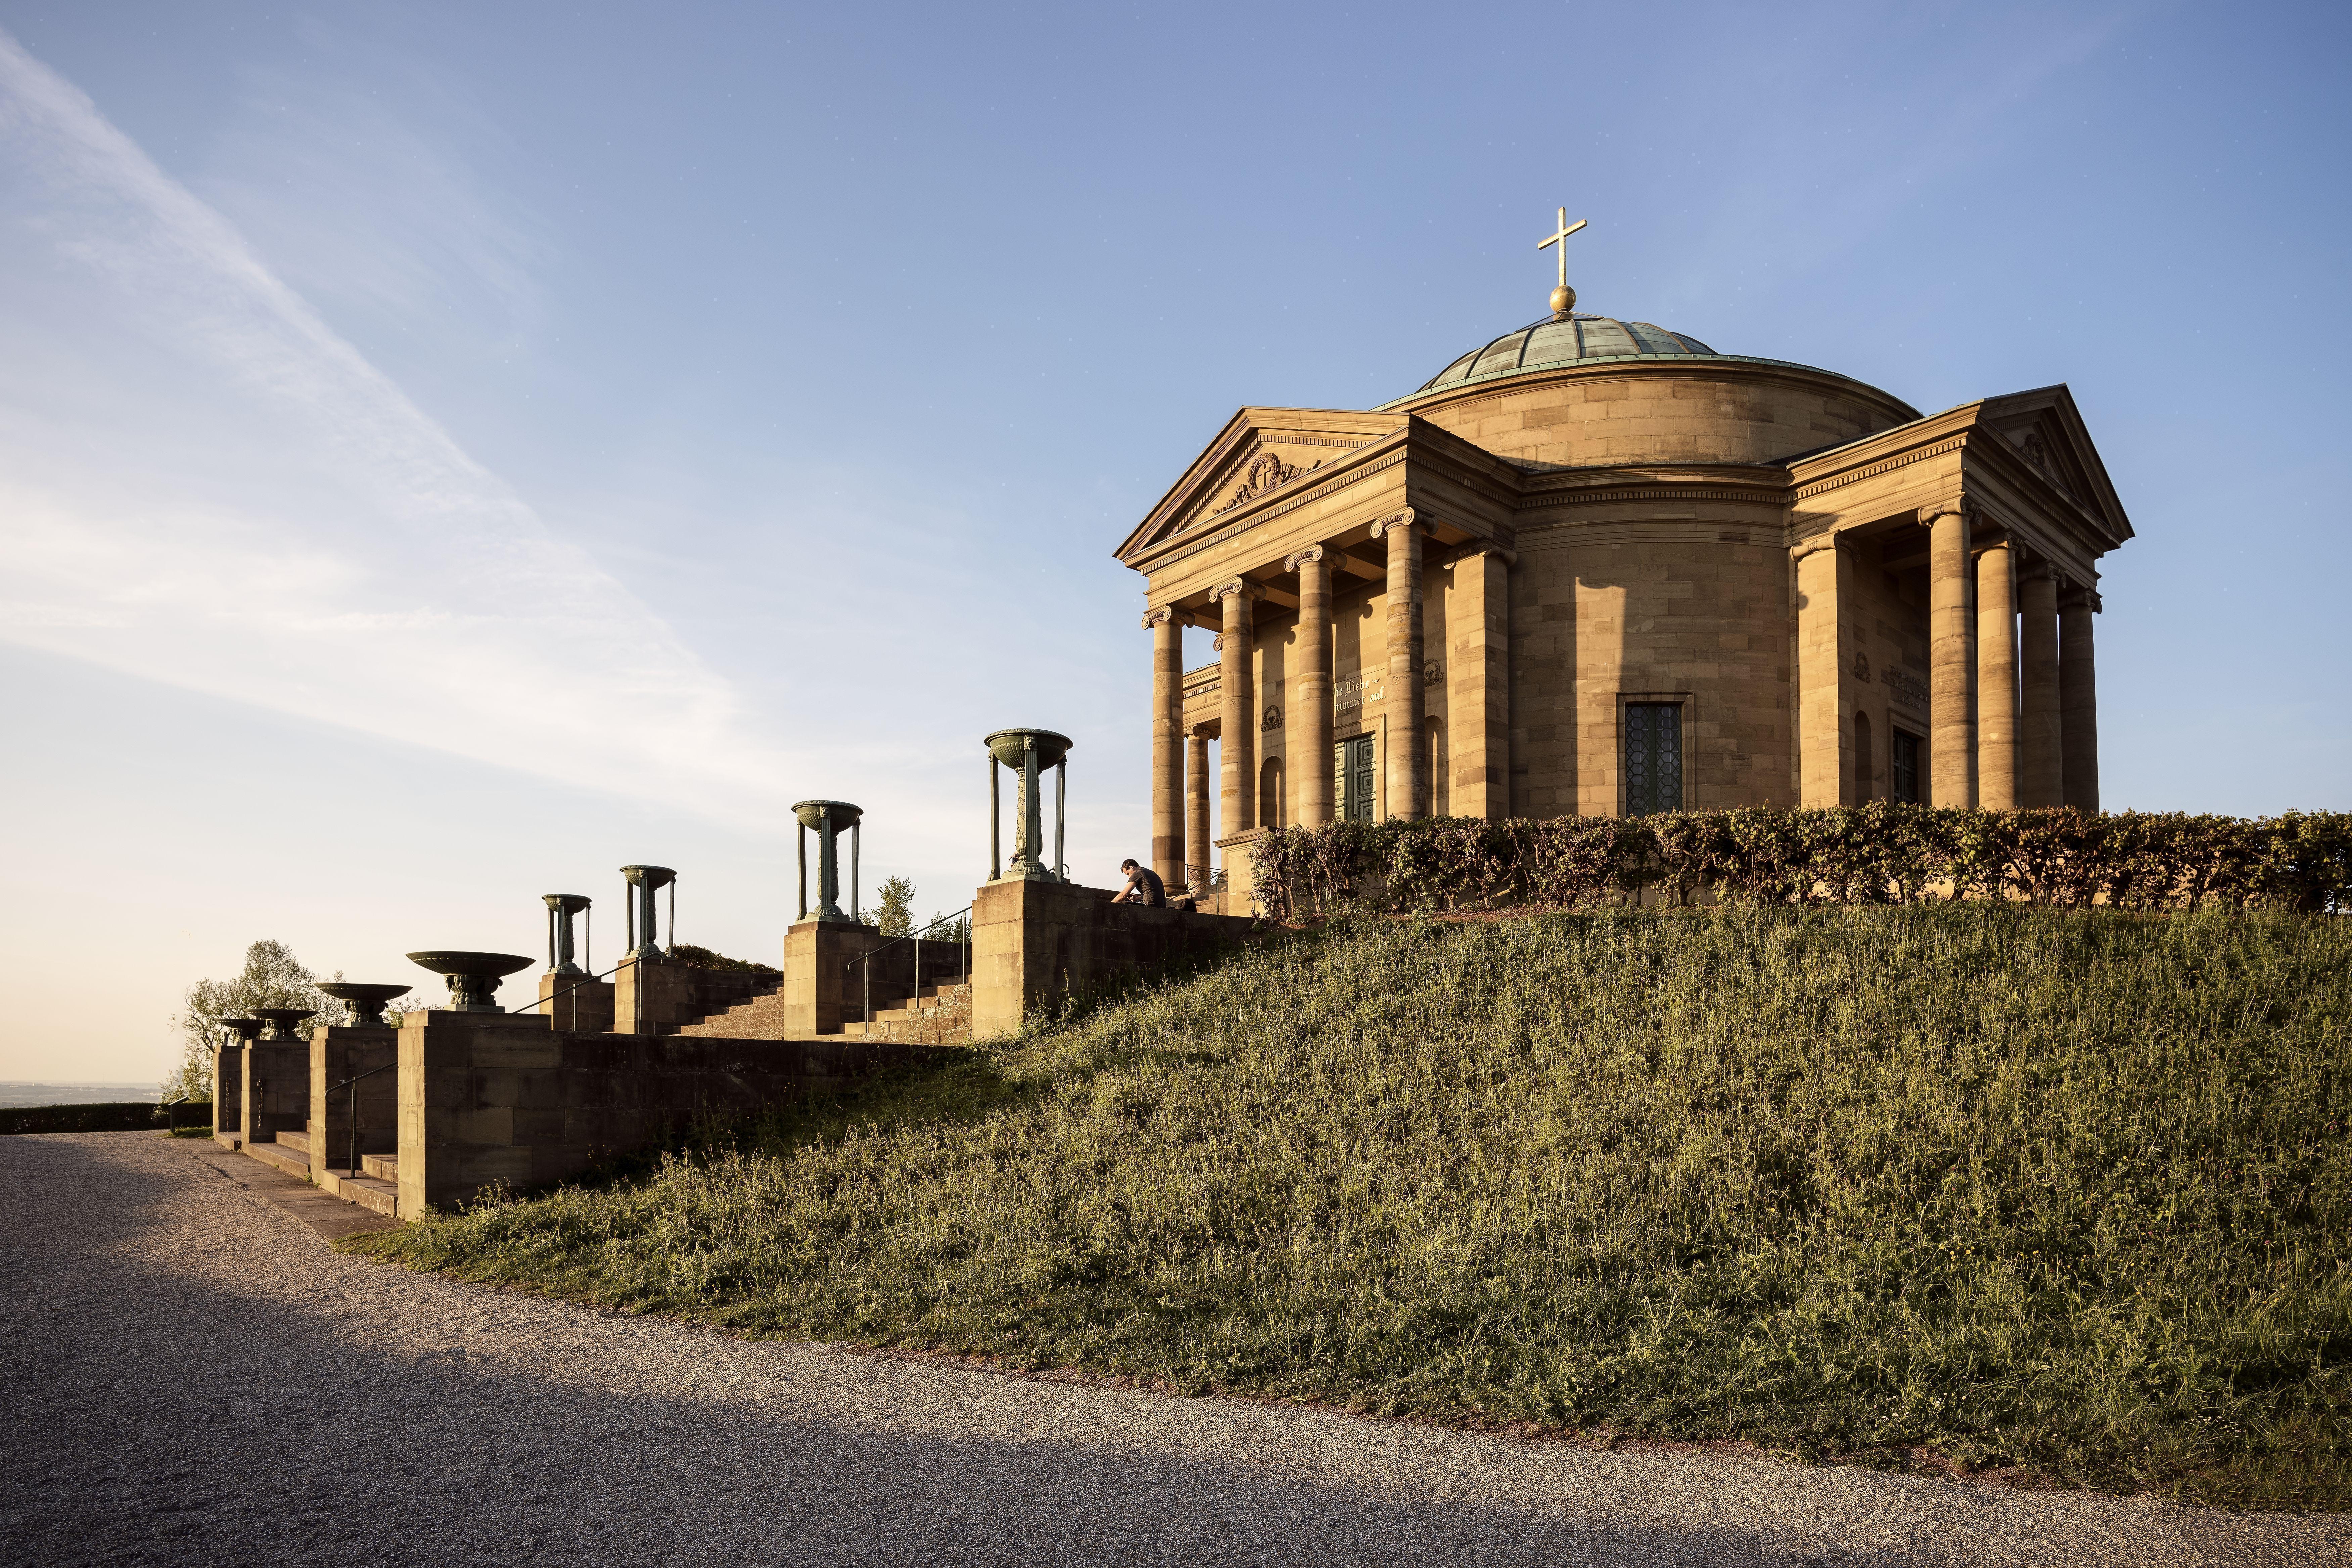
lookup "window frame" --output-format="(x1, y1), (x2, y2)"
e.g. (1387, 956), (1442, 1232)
(1616, 692), (1693, 818)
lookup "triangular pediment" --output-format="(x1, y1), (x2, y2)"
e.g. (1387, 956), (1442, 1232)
(1114, 407), (1402, 564)
(1975, 385), (2133, 545)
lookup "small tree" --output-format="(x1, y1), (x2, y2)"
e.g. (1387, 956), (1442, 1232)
(869, 875), (917, 938)
(163, 940), (333, 1103)
(923, 909), (970, 947)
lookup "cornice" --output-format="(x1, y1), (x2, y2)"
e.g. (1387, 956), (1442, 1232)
(1140, 444), (1411, 575)
(1792, 435), (1967, 500)
(1524, 482), (1788, 510)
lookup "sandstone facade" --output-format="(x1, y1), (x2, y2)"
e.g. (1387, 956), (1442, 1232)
(1119, 306), (2132, 893)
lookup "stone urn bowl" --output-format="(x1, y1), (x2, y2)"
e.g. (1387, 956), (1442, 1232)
(790, 800), (863, 830)
(250, 1008), (316, 1041)
(984, 729), (1072, 770)
(220, 1016), (264, 1044)
(315, 981), (415, 1027)
(405, 951), (535, 1013)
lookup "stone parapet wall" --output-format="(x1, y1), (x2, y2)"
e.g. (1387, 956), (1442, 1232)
(211, 1044), (244, 1147)
(240, 1042), (310, 1147)
(536, 972), (615, 1034)
(394, 1009), (931, 1217)
(613, 956), (772, 1036)
(308, 1026), (398, 1174)
(970, 878), (1255, 1039)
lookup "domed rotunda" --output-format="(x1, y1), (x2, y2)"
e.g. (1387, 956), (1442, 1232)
(1114, 222), (2134, 901)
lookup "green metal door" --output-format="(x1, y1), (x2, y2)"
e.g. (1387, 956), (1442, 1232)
(1335, 734), (1376, 821)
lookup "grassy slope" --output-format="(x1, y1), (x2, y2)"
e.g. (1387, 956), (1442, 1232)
(351, 907), (2351, 1507)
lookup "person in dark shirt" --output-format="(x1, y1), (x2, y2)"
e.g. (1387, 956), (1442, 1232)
(1111, 858), (1167, 906)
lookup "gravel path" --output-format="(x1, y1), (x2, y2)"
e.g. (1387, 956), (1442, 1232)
(3, 1132), (2344, 1567)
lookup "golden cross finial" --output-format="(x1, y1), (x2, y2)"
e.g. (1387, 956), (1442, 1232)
(1537, 208), (1587, 319)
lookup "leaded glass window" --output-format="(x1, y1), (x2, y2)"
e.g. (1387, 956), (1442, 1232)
(1624, 703), (1683, 815)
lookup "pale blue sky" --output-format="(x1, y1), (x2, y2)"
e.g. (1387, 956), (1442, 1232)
(2, 1), (2345, 1081)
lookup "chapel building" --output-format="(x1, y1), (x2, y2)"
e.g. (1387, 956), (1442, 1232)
(1113, 232), (2133, 898)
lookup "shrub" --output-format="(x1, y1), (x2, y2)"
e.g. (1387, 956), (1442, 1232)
(1252, 806), (2352, 920)
(1, 1102), (207, 1135)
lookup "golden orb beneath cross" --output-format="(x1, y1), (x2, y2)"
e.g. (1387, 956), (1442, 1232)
(1549, 283), (1577, 319)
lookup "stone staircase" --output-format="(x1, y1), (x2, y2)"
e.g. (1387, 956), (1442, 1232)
(242, 1128), (398, 1217)
(673, 980), (789, 1040)
(842, 980), (972, 1045)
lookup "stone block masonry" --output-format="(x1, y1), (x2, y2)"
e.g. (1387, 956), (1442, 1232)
(394, 1008), (934, 1217)
(971, 877), (1256, 1039)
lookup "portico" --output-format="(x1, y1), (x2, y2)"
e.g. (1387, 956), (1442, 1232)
(1116, 219), (2132, 901)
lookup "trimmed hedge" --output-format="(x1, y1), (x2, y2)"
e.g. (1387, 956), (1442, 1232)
(0, 1101), (211, 1136)
(1251, 805), (2352, 921)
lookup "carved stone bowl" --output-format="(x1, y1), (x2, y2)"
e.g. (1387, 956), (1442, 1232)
(250, 1008), (316, 1041)
(405, 951), (535, 1013)
(790, 800), (863, 831)
(984, 729), (1073, 771)
(316, 981), (415, 1026)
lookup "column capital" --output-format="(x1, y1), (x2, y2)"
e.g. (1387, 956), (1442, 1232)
(1282, 544), (1327, 572)
(1368, 507), (1419, 540)
(2059, 583), (2104, 613)
(1789, 532), (1852, 564)
(1209, 579), (1263, 604)
(2018, 557), (2060, 583)
(1917, 499), (1971, 526)
(1142, 605), (1177, 630)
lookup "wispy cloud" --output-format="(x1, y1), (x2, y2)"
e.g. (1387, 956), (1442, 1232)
(0, 29), (792, 826)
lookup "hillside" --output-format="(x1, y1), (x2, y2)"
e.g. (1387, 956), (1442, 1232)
(353, 906), (2352, 1507)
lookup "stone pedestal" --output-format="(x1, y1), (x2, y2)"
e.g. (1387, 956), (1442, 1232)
(777, 919), (883, 1037)
(309, 1025), (398, 1179)
(240, 1040), (310, 1148)
(537, 972), (615, 1034)
(211, 1044), (244, 1147)
(970, 876), (1257, 1040)
(614, 954), (771, 1036)
(397, 1009), (557, 1217)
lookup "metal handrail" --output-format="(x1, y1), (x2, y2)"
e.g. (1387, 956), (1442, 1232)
(507, 959), (627, 1024)
(325, 1059), (396, 1181)
(846, 906), (973, 1027)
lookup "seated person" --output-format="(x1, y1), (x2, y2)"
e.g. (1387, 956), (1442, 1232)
(1110, 857), (1167, 907)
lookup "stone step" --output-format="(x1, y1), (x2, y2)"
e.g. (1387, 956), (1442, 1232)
(276, 1128), (312, 1156)
(361, 1151), (398, 1182)
(245, 1140), (309, 1179)
(343, 1175), (398, 1217)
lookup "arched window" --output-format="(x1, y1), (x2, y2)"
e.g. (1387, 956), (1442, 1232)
(1260, 756), (1284, 829)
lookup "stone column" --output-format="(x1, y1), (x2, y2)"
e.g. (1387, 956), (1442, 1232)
(1925, 503), (1974, 808)
(1212, 582), (1257, 840)
(1286, 546), (1335, 827)
(1184, 730), (1212, 891)
(1445, 546), (1511, 819)
(2060, 585), (2101, 812)
(1372, 511), (1426, 818)
(1975, 537), (2019, 810)
(1795, 537), (1853, 807)
(2017, 562), (2063, 809)
(1146, 607), (1183, 889)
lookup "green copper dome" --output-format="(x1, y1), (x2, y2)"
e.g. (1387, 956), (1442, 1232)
(1410, 314), (1719, 399)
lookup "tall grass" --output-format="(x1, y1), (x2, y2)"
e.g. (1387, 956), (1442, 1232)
(353, 907), (2351, 1506)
